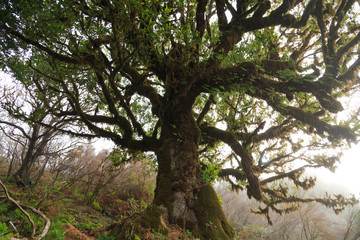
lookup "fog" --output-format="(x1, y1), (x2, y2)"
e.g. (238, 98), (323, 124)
(216, 178), (360, 240)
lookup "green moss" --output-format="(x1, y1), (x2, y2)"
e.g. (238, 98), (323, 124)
(134, 205), (167, 233)
(57, 213), (73, 224)
(194, 185), (235, 240)
(153, 175), (173, 207)
(110, 205), (169, 240)
(0, 200), (10, 212)
(76, 222), (98, 231)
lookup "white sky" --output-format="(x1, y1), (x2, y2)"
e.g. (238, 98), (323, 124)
(315, 147), (360, 197)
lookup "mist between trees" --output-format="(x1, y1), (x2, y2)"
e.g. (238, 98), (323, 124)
(216, 181), (360, 240)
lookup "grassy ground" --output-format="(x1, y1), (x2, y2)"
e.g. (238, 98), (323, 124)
(0, 178), (198, 240)
(0, 180), (116, 239)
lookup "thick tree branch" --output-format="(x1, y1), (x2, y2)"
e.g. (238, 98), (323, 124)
(260, 165), (315, 185)
(27, 74), (158, 151)
(199, 61), (258, 91)
(95, 72), (133, 140)
(243, 121), (265, 147)
(0, 120), (30, 138)
(196, 0), (209, 39)
(336, 31), (360, 63)
(211, 0), (302, 63)
(218, 168), (247, 181)
(56, 111), (117, 125)
(330, 0), (356, 43)
(338, 57), (360, 88)
(121, 64), (162, 115)
(107, 73), (148, 138)
(215, 0), (228, 31)
(252, 120), (295, 143)
(253, 89), (355, 141)
(201, 126), (263, 200)
(202, 61), (345, 113)
(196, 95), (214, 125)
(293, 0), (316, 28)
(315, 0), (329, 60)
(269, 0), (299, 18)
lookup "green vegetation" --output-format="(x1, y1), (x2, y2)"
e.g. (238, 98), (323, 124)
(1, 0), (360, 239)
(0, 151), (158, 239)
(0, 221), (14, 239)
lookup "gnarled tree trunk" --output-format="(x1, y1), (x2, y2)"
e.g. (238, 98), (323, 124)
(13, 125), (41, 186)
(152, 100), (234, 239)
(112, 98), (234, 239)
(13, 124), (52, 186)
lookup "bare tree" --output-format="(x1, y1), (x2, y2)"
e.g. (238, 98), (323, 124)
(217, 182), (357, 240)
(343, 206), (360, 240)
(0, 86), (74, 185)
(55, 144), (154, 204)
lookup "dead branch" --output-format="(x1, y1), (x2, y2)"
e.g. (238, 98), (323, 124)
(0, 180), (36, 238)
(23, 205), (51, 240)
(0, 180), (51, 240)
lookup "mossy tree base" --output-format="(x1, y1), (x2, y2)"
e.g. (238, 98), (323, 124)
(110, 100), (235, 239)
(109, 185), (235, 240)
(108, 205), (168, 239)
(194, 185), (235, 239)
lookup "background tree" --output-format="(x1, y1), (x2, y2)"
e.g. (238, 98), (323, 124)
(1, 0), (360, 239)
(217, 182), (360, 240)
(0, 85), (75, 186)
(343, 205), (360, 240)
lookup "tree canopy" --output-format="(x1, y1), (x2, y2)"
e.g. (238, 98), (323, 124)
(1, 0), (360, 239)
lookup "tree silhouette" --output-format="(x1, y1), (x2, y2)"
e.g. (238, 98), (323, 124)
(1, 0), (360, 239)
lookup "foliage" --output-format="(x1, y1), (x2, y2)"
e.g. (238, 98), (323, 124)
(44, 221), (65, 240)
(1, 0), (360, 238)
(217, 194), (223, 206)
(201, 163), (220, 183)
(92, 201), (103, 212)
(97, 234), (118, 240)
(0, 222), (14, 239)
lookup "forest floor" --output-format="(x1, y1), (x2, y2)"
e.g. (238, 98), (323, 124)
(0, 178), (195, 240)
(1, 169), (359, 240)
(0, 180), (116, 239)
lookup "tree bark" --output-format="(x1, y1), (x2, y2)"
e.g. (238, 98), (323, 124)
(34, 158), (49, 186)
(13, 125), (53, 186)
(151, 101), (234, 239)
(6, 148), (17, 177)
(13, 125), (40, 185)
(112, 98), (234, 239)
